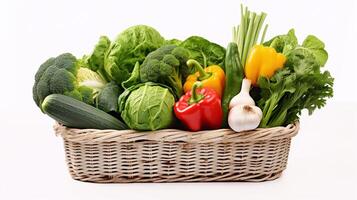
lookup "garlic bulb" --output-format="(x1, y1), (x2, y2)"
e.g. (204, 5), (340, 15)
(228, 104), (263, 132)
(229, 78), (255, 108)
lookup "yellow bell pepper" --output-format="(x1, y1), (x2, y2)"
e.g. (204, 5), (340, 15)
(184, 59), (225, 97)
(245, 45), (286, 86)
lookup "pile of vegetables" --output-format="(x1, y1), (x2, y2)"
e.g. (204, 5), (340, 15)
(33, 5), (333, 132)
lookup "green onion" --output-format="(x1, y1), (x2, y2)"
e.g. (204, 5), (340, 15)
(233, 4), (268, 68)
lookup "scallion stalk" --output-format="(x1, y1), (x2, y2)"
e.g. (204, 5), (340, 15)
(233, 5), (268, 68)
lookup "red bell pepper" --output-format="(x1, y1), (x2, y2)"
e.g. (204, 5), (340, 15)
(174, 82), (223, 131)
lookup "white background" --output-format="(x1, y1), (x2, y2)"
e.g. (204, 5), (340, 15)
(1, 0), (356, 199)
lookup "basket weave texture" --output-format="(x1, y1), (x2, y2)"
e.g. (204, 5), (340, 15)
(54, 122), (299, 183)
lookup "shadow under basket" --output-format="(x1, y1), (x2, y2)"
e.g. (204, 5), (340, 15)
(54, 122), (299, 183)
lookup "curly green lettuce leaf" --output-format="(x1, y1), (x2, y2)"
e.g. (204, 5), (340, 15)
(104, 25), (165, 84)
(85, 36), (111, 81)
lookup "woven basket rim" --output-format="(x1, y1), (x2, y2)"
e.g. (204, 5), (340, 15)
(54, 121), (299, 144)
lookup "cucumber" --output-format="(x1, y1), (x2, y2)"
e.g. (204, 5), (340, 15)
(222, 42), (244, 127)
(42, 94), (127, 130)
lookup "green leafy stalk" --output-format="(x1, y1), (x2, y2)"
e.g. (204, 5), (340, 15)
(268, 85), (308, 127)
(260, 25), (268, 44)
(233, 4), (268, 67)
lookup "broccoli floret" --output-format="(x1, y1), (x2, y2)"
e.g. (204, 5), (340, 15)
(33, 53), (107, 109)
(140, 45), (190, 98)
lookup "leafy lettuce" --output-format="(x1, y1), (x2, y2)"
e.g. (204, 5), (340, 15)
(104, 25), (165, 85)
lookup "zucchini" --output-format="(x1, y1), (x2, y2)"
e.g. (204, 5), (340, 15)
(42, 94), (127, 130)
(222, 42), (244, 127)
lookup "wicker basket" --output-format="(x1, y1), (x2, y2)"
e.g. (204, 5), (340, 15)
(54, 122), (299, 183)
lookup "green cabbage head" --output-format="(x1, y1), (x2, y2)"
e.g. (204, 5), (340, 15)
(118, 82), (175, 131)
(104, 25), (165, 84)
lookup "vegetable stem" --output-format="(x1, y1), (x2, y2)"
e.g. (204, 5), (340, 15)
(242, 12), (256, 66)
(189, 82), (204, 104)
(253, 12), (267, 45)
(187, 59), (212, 80)
(260, 24), (268, 44)
(233, 4), (269, 68)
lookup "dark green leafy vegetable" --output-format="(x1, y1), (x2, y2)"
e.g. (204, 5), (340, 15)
(139, 45), (190, 98)
(33, 53), (107, 108)
(118, 82), (175, 131)
(104, 25), (165, 84)
(258, 33), (333, 127)
(180, 36), (226, 69)
(96, 81), (122, 113)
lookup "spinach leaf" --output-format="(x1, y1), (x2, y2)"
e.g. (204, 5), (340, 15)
(180, 36), (225, 69)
